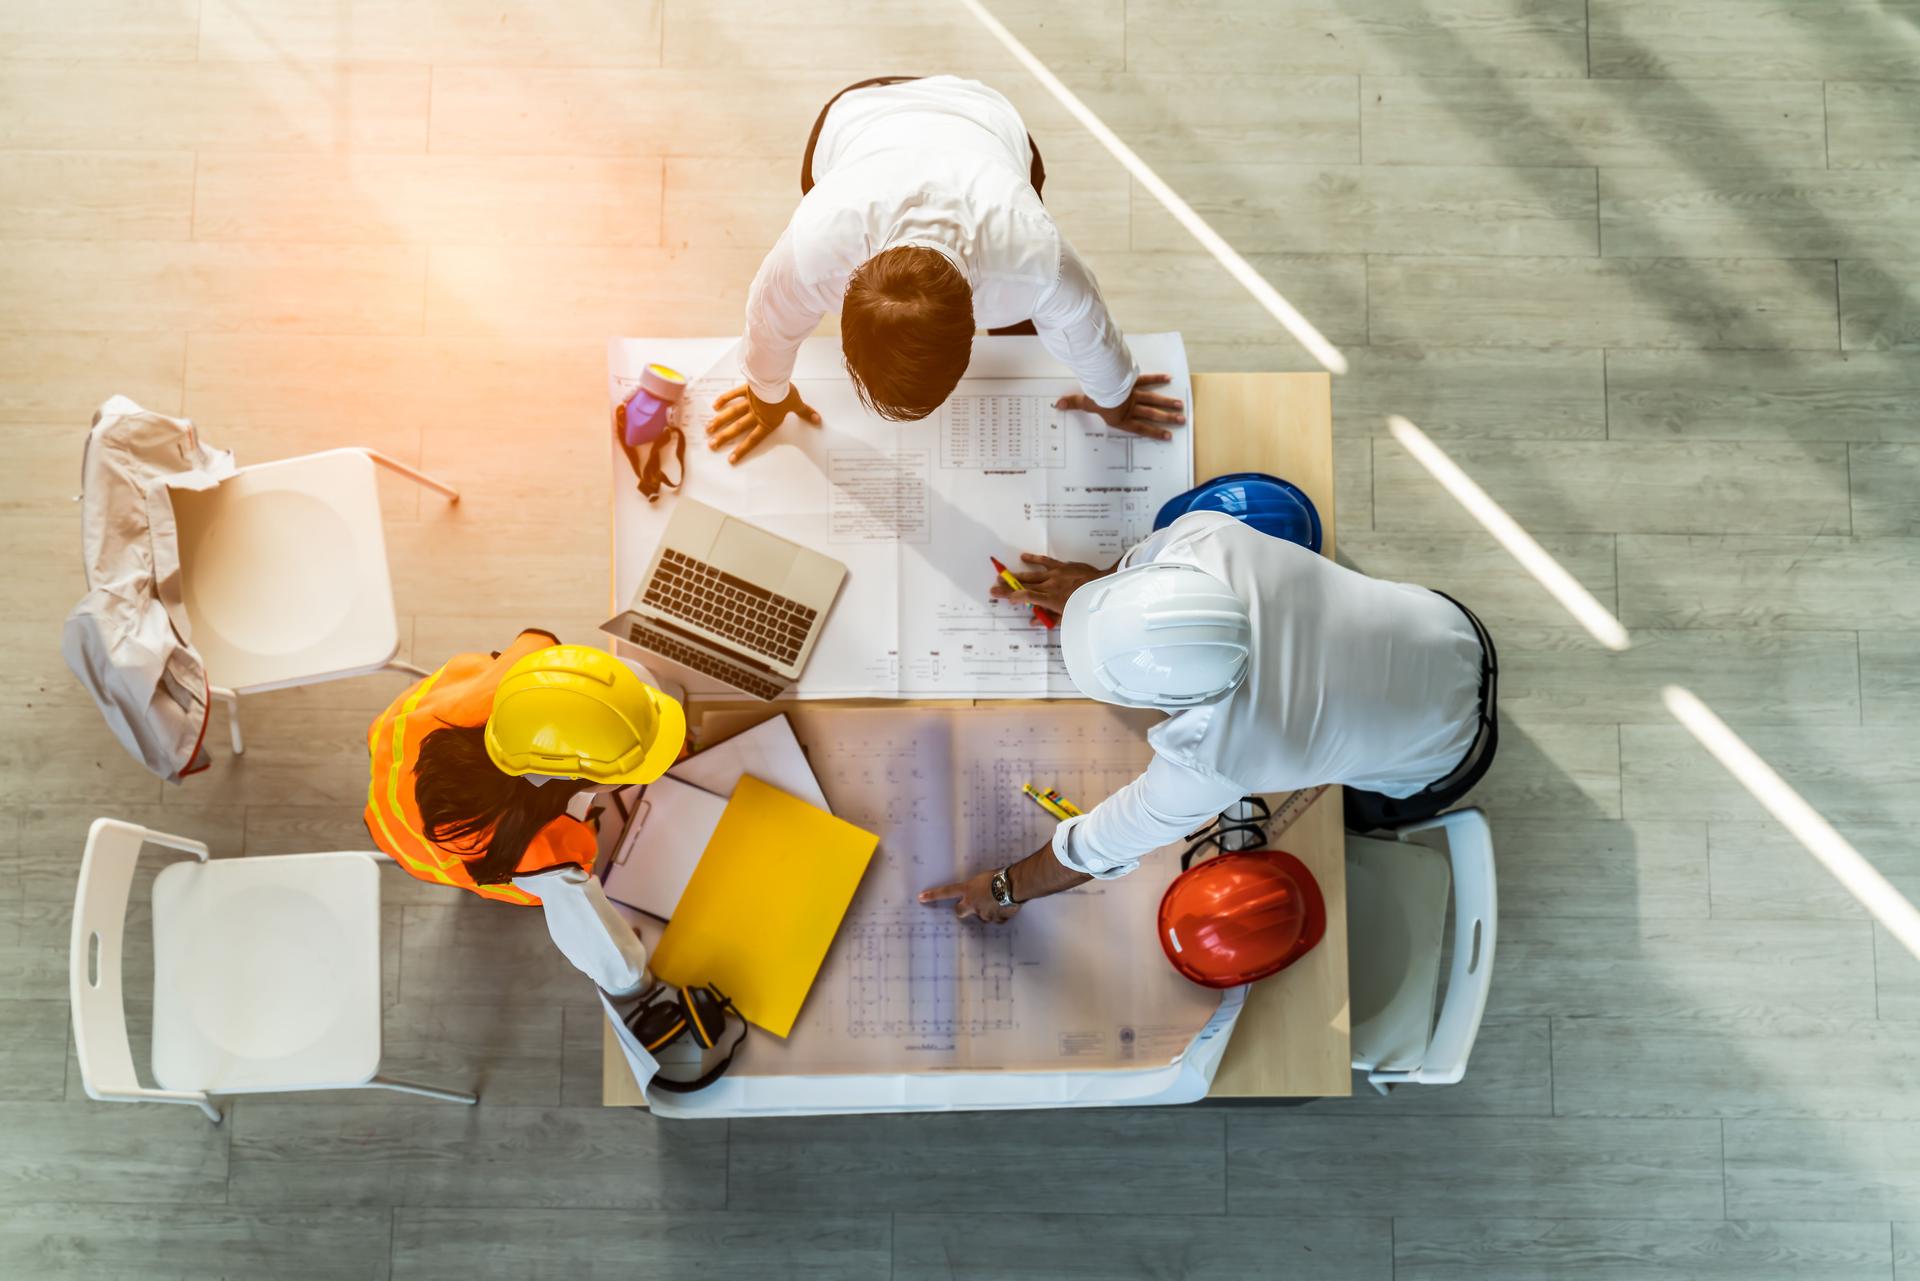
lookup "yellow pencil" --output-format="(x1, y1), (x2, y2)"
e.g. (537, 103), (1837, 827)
(1021, 782), (1072, 821)
(1042, 787), (1083, 817)
(991, 557), (1058, 629)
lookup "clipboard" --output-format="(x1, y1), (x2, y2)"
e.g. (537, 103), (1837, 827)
(601, 775), (727, 919)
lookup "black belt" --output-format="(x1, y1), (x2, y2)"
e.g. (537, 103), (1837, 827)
(799, 75), (1047, 198)
(1417, 590), (1499, 799)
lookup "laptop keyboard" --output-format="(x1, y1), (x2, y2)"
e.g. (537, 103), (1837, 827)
(642, 548), (818, 667)
(623, 620), (787, 702)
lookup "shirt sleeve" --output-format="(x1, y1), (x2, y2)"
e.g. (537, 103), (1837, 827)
(1050, 752), (1245, 879)
(741, 227), (838, 406)
(1030, 233), (1138, 410)
(512, 866), (652, 998)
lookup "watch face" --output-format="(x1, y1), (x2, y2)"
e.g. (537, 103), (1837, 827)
(991, 869), (1014, 905)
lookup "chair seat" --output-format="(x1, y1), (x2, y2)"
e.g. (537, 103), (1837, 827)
(170, 449), (399, 691)
(1346, 834), (1451, 1074)
(151, 852), (383, 1093)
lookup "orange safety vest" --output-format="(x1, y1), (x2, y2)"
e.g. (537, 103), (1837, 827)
(363, 630), (597, 906)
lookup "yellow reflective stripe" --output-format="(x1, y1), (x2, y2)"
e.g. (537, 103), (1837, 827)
(477, 882), (540, 906)
(363, 717), (419, 875)
(388, 668), (459, 873)
(366, 756), (452, 885)
(367, 664), (461, 883)
(365, 745), (445, 882)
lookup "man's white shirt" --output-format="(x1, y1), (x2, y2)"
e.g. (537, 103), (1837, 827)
(741, 75), (1138, 410)
(1052, 513), (1486, 879)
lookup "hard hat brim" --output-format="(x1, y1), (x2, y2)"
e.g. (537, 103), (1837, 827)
(1153, 472), (1323, 554)
(612, 686), (685, 785)
(1059, 580), (1130, 707)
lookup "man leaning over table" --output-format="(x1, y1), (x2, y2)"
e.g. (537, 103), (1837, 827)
(704, 73), (1185, 461)
(921, 511), (1501, 923)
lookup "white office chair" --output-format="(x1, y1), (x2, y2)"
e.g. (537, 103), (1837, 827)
(70, 818), (476, 1122)
(1346, 807), (1496, 1094)
(168, 447), (457, 755)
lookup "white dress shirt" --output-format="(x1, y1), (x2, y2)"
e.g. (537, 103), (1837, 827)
(742, 75), (1138, 410)
(510, 865), (651, 997)
(1053, 512), (1486, 879)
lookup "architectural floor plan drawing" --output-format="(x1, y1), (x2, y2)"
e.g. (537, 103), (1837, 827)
(940, 390), (1064, 470)
(843, 910), (1016, 1040)
(691, 705), (1224, 1079)
(609, 333), (1193, 700)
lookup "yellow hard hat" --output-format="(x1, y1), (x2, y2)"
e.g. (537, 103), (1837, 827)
(484, 645), (686, 785)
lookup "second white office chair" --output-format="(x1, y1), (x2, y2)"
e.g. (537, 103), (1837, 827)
(168, 447), (457, 755)
(1346, 807), (1497, 1094)
(70, 818), (475, 1122)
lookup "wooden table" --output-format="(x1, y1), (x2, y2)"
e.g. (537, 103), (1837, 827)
(1188, 372), (1350, 1099)
(603, 371), (1350, 1105)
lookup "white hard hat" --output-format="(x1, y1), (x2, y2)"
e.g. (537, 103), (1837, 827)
(1059, 563), (1252, 709)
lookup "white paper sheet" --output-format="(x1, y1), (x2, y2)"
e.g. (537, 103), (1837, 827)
(597, 704), (1247, 1118)
(609, 334), (1194, 700)
(638, 985), (1246, 1118)
(687, 706), (1225, 1077)
(667, 714), (830, 812)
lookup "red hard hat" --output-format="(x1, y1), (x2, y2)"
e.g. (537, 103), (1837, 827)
(1158, 849), (1327, 988)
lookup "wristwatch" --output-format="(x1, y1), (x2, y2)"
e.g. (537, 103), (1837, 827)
(989, 866), (1018, 907)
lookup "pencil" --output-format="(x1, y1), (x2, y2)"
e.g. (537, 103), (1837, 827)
(1042, 787), (1083, 818)
(990, 557), (1059, 630)
(1021, 782), (1073, 821)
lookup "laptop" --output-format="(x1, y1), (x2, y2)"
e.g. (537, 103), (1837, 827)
(603, 498), (847, 701)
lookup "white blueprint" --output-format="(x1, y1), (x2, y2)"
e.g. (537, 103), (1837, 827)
(609, 334), (1194, 699)
(695, 705), (1226, 1078)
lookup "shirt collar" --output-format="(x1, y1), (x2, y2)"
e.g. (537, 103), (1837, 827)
(880, 236), (969, 279)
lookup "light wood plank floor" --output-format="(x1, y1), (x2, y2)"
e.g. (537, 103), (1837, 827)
(4, 1), (1920, 1276)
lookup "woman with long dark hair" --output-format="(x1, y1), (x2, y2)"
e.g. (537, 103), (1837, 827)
(364, 629), (685, 994)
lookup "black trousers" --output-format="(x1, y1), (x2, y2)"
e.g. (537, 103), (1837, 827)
(1343, 592), (1500, 834)
(800, 75), (1046, 337)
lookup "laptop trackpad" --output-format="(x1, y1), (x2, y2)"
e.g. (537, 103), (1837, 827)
(711, 518), (798, 582)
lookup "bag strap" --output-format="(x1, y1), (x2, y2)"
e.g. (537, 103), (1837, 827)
(614, 405), (687, 504)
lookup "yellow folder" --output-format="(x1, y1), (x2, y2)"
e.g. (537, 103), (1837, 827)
(649, 775), (878, 1037)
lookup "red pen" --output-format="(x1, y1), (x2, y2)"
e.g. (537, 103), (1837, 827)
(990, 556), (1058, 629)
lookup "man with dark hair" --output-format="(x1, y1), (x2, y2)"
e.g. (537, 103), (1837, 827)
(707, 75), (1185, 462)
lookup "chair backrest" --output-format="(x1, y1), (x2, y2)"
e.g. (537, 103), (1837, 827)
(1394, 808), (1497, 1085)
(69, 818), (209, 1100)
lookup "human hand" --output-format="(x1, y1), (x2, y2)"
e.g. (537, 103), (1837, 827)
(918, 868), (1020, 924)
(990, 552), (1109, 615)
(1055, 373), (1186, 441)
(706, 383), (821, 464)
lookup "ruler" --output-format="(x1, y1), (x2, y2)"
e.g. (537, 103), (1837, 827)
(1267, 784), (1330, 844)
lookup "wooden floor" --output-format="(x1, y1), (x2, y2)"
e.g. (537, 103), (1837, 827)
(5, 0), (1920, 1276)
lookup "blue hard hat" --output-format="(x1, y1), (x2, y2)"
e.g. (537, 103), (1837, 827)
(1153, 472), (1323, 553)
